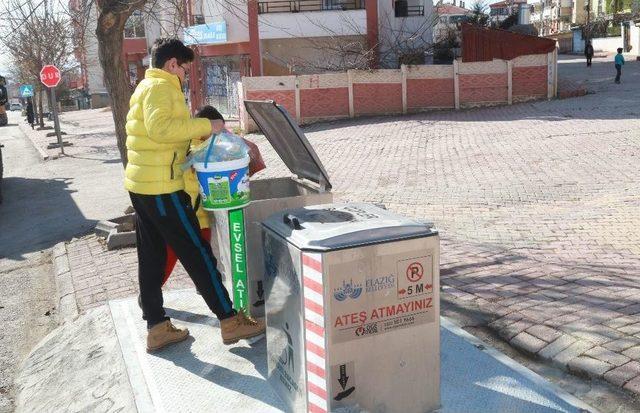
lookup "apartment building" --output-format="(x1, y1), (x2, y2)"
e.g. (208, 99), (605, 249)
(489, 0), (527, 25)
(72, 0), (434, 115)
(183, 0), (434, 116)
(528, 0), (573, 35)
(433, 3), (471, 42)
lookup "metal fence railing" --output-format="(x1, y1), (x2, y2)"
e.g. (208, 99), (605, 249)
(394, 1), (425, 17)
(407, 5), (425, 16)
(257, 0), (365, 14)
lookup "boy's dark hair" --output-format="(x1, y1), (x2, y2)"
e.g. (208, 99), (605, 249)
(617, 48), (623, 53)
(151, 38), (194, 69)
(195, 105), (225, 123)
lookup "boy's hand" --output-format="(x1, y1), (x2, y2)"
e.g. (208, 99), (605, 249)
(210, 119), (225, 134)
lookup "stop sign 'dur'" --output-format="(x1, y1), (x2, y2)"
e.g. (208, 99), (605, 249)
(41, 66), (61, 87)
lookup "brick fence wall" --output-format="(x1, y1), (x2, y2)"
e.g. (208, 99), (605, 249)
(240, 51), (557, 131)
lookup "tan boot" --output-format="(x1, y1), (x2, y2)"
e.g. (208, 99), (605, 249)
(220, 309), (266, 345)
(147, 320), (190, 352)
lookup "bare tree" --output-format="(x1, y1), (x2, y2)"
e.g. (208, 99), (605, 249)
(77, 0), (187, 165)
(7, 62), (48, 127)
(377, 9), (440, 67)
(0, 0), (74, 128)
(260, 8), (439, 73)
(90, 0), (148, 166)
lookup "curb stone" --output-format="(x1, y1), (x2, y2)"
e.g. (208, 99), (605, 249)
(17, 121), (50, 161)
(486, 318), (640, 396)
(106, 230), (136, 250)
(52, 242), (79, 323)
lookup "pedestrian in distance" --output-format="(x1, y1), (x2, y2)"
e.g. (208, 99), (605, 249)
(615, 47), (625, 84)
(125, 38), (265, 352)
(585, 41), (594, 67)
(26, 98), (35, 129)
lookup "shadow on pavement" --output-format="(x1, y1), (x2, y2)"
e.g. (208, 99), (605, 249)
(229, 341), (269, 378)
(66, 154), (122, 164)
(0, 176), (94, 260)
(165, 308), (217, 327)
(153, 338), (281, 410)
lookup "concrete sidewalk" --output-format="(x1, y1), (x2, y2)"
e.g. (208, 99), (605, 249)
(15, 290), (597, 413)
(53, 231), (640, 410)
(18, 108), (120, 161)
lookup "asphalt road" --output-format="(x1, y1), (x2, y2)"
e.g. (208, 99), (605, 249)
(0, 112), (59, 412)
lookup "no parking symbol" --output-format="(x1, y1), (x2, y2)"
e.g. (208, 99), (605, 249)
(398, 256), (433, 299)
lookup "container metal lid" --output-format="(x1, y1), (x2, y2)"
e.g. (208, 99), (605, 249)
(262, 203), (437, 252)
(244, 100), (332, 190)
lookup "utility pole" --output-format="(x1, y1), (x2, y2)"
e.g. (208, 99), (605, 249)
(585, 0), (591, 44)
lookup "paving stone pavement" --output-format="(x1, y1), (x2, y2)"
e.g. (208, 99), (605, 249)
(56, 56), (640, 396)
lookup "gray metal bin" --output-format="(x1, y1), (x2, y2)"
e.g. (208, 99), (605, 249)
(262, 203), (440, 413)
(211, 100), (333, 317)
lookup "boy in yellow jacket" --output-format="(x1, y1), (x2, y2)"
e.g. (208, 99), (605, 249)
(161, 106), (266, 285)
(125, 38), (264, 351)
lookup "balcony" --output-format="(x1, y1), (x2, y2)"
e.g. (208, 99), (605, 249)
(258, 0), (367, 39)
(395, 2), (425, 17)
(395, 1), (424, 17)
(257, 0), (365, 14)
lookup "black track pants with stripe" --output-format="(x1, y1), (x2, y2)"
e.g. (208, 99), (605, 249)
(129, 191), (235, 327)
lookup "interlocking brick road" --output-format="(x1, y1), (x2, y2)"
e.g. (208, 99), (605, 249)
(60, 56), (640, 394)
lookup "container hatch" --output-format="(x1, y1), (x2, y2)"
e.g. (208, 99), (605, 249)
(263, 203), (437, 252)
(244, 100), (332, 190)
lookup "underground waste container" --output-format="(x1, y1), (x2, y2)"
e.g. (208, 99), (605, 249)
(210, 100), (333, 317)
(262, 203), (440, 413)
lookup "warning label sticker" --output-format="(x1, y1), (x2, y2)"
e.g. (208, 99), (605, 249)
(328, 253), (436, 344)
(331, 362), (356, 403)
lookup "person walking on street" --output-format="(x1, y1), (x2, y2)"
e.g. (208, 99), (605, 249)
(615, 48), (625, 84)
(125, 38), (265, 352)
(0, 75), (7, 127)
(585, 41), (594, 67)
(26, 98), (35, 129)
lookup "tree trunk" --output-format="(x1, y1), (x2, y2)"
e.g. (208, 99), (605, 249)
(46, 88), (54, 118)
(37, 88), (44, 128)
(95, 8), (133, 167)
(32, 95), (38, 124)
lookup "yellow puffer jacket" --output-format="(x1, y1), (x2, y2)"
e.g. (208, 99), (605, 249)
(124, 68), (211, 195)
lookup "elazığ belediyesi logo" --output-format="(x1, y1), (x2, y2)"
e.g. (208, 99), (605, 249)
(365, 274), (395, 293)
(333, 279), (363, 301)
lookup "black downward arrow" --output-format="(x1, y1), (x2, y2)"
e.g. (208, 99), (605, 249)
(338, 364), (349, 390)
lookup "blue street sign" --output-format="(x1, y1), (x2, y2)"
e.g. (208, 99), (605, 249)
(20, 84), (34, 97)
(183, 22), (227, 46)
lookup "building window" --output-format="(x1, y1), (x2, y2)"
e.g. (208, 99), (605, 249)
(128, 63), (139, 87)
(124, 11), (145, 38)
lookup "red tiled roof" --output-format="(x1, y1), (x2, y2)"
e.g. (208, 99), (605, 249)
(435, 4), (471, 14)
(489, 0), (526, 8)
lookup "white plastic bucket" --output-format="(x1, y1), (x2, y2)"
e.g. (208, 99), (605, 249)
(194, 156), (250, 211)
